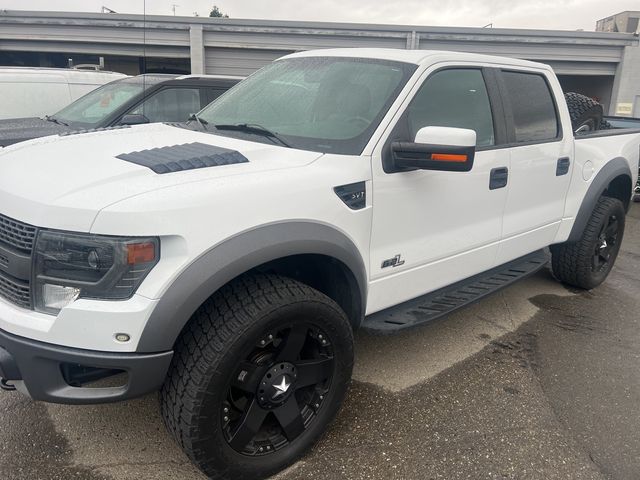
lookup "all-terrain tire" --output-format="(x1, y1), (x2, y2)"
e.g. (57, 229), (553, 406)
(564, 92), (604, 133)
(551, 196), (625, 289)
(160, 273), (354, 480)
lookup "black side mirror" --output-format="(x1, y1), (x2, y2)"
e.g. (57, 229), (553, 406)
(120, 114), (150, 126)
(391, 126), (476, 172)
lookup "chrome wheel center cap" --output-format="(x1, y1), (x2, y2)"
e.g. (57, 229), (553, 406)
(272, 376), (291, 399)
(257, 362), (297, 408)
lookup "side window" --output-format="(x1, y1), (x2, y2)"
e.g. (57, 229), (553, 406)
(203, 88), (227, 107)
(130, 87), (202, 123)
(407, 69), (495, 147)
(501, 71), (559, 143)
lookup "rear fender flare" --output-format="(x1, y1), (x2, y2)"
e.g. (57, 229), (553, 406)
(568, 157), (632, 242)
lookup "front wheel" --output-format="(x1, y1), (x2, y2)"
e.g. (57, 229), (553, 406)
(551, 196), (625, 289)
(160, 274), (354, 480)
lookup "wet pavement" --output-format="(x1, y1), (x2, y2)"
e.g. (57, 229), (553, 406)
(1, 203), (639, 480)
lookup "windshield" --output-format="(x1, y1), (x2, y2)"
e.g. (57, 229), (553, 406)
(198, 57), (417, 154)
(53, 79), (144, 128)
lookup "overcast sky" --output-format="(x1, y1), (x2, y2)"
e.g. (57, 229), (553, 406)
(2, 0), (638, 31)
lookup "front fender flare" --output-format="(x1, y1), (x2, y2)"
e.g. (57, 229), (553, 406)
(137, 221), (367, 353)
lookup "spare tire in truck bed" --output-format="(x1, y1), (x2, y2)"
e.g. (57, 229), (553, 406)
(564, 92), (604, 133)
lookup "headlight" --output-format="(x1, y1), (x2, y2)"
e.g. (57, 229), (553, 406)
(33, 230), (159, 314)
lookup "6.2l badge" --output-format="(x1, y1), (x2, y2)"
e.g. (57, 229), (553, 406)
(381, 254), (405, 269)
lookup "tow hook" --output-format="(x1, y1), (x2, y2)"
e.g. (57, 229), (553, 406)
(0, 378), (16, 391)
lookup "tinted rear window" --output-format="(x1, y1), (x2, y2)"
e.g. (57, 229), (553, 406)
(501, 71), (559, 143)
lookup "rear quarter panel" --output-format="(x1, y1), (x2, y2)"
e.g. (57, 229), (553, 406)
(555, 132), (640, 242)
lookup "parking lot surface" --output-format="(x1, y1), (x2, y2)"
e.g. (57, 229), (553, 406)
(1, 203), (639, 480)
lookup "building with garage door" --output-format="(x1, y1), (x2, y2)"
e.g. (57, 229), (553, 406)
(1, 10), (639, 116)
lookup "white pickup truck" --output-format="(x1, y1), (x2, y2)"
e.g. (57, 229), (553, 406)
(0, 49), (638, 480)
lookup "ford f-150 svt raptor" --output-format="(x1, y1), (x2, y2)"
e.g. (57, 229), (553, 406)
(0, 49), (638, 480)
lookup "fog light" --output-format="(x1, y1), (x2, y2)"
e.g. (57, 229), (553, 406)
(42, 284), (80, 311)
(115, 333), (131, 343)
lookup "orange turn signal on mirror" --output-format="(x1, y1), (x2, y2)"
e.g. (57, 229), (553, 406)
(431, 153), (468, 162)
(127, 242), (156, 264)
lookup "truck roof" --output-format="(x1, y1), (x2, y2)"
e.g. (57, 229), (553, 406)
(283, 48), (550, 71)
(175, 74), (246, 81)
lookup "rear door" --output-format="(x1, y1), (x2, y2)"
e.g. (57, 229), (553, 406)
(495, 69), (573, 264)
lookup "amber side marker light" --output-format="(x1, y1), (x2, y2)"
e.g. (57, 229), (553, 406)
(127, 242), (156, 264)
(431, 153), (468, 162)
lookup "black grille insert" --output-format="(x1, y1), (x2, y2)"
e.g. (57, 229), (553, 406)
(0, 213), (37, 254)
(0, 271), (30, 310)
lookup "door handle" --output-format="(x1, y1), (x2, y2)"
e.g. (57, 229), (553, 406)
(489, 167), (509, 190)
(556, 157), (571, 176)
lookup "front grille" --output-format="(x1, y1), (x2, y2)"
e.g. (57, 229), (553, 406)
(0, 213), (36, 309)
(0, 213), (37, 254)
(0, 271), (31, 309)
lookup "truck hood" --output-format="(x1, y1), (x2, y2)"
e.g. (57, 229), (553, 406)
(0, 123), (323, 232)
(0, 117), (70, 147)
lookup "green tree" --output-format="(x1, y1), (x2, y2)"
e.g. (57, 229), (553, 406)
(209, 5), (229, 18)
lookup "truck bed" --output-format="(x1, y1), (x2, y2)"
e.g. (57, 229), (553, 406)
(603, 116), (640, 129)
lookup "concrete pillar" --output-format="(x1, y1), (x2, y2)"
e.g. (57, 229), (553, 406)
(405, 31), (418, 49)
(610, 43), (640, 116)
(189, 25), (205, 74)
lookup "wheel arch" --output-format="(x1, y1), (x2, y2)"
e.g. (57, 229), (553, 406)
(137, 221), (368, 353)
(568, 157), (633, 243)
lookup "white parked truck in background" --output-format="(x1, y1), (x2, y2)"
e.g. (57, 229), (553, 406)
(0, 49), (638, 480)
(0, 67), (127, 120)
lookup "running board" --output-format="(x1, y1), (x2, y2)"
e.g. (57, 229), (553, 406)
(362, 250), (549, 334)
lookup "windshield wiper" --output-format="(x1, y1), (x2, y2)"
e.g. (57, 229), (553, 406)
(44, 115), (69, 126)
(213, 123), (291, 148)
(187, 113), (209, 131)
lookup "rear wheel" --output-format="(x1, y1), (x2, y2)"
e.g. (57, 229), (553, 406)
(551, 196), (625, 289)
(160, 273), (354, 480)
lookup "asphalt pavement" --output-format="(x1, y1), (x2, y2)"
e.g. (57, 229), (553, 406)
(1, 203), (639, 480)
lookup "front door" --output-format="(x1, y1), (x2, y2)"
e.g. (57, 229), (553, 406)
(368, 66), (510, 314)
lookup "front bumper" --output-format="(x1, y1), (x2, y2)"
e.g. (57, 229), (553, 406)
(0, 328), (172, 404)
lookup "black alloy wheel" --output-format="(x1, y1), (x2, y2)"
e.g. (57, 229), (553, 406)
(222, 323), (335, 456)
(592, 213), (619, 273)
(161, 274), (354, 480)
